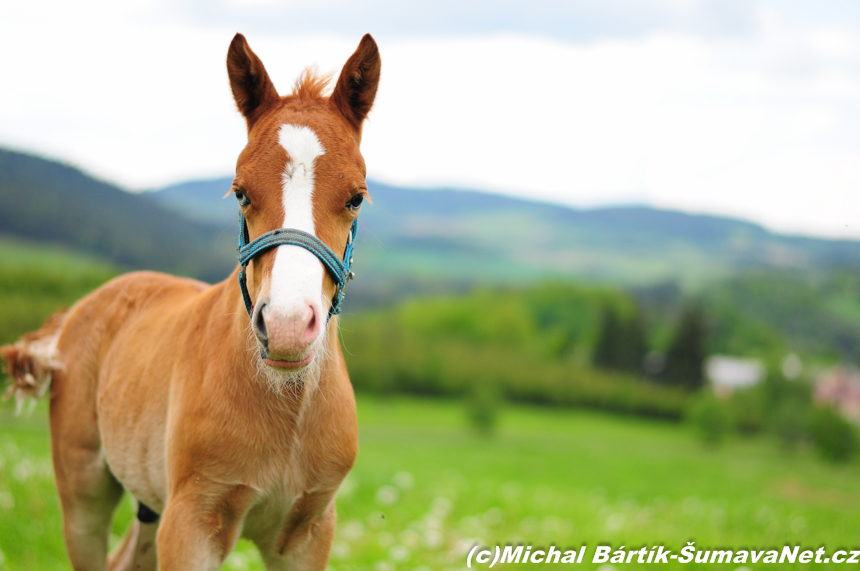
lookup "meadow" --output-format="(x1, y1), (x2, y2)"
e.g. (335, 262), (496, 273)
(0, 236), (117, 346)
(3, 128), (860, 571)
(0, 395), (857, 570)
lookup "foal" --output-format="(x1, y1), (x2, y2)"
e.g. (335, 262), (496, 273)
(1, 33), (380, 570)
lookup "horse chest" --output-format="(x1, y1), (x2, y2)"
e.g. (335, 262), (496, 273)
(240, 419), (353, 544)
(240, 459), (342, 551)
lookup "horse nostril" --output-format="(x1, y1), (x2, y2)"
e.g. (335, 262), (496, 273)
(301, 304), (319, 345)
(252, 301), (269, 351)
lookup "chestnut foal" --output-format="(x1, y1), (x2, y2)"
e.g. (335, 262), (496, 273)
(1, 33), (380, 570)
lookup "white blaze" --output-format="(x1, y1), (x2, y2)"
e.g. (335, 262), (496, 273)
(269, 124), (326, 324)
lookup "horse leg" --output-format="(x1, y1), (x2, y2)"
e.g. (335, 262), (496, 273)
(154, 484), (255, 571)
(52, 442), (124, 571)
(107, 517), (158, 571)
(258, 505), (338, 571)
(50, 366), (124, 571)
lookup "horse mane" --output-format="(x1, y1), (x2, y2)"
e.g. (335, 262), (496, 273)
(291, 67), (333, 100)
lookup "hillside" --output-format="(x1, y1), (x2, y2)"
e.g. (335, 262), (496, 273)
(2, 148), (860, 363)
(3, 145), (859, 315)
(0, 235), (119, 345)
(149, 176), (860, 300)
(0, 149), (235, 282)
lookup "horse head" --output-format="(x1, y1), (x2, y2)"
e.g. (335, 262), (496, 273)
(226, 33), (380, 372)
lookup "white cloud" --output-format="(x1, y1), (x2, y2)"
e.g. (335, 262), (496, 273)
(1, 1), (859, 238)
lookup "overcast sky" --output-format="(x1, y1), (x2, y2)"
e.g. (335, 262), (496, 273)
(2, 0), (859, 238)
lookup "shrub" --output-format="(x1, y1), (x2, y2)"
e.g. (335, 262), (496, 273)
(754, 369), (813, 449)
(344, 309), (690, 419)
(725, 389), (765, 436)
(465, 379), (501, 436)
(770, 399), (809, 451)
(688, 393), (731, 447)
(810, 406), (859, 462)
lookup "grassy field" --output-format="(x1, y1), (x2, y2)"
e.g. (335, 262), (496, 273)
(0, 395), (857, 570)
(0, 235), (118, 346)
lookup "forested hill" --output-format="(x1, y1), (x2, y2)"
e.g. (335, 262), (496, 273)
(0, 148), (234, 282)
(3, 145), (858, 292)
(150, 177), (860, 290)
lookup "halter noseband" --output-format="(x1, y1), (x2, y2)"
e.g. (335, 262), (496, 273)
(237, 214), (357, 322)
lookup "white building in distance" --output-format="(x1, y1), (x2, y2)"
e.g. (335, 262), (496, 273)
(706, 355), (766, 398)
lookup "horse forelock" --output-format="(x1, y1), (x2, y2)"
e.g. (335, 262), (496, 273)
(291, 67), (333, 101)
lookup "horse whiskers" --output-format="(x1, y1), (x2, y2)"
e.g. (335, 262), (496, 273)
(244, 320), (332, 400)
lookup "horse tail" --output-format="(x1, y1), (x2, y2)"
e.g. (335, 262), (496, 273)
(0, 309), (68, 414)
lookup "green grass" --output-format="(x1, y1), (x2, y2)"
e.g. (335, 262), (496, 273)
(0, 395), (857, 570)
(0, 235), (118, 345)
(0, 235), (117, 273)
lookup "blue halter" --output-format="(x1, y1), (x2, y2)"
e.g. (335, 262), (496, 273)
(237, 214), (357, 322)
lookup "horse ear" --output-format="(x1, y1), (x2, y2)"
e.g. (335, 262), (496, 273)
(227, 33), (279, 129)
(331, 34), (381, 133)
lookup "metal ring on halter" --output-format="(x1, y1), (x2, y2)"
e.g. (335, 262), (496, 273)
(237, 214), (358, 322)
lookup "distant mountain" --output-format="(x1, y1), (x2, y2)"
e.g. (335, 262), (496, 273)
(0, 148), (234, 282)
(149, 176), (860, 301)
(4, 144), (857, 306)
(147, 177), (237, 225)
(6, 147), (859, 356)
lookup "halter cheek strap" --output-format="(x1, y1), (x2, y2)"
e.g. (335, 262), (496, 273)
(237, 214), (357, 322)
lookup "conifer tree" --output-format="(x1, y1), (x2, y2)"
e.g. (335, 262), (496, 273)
(664, 305), (707, 390)
(593, 305), (648, 374)
(593, 307), (621, 370)
(619, 308), (648, 373)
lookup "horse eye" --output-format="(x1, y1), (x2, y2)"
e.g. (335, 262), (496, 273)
(346, 194), (364, 211)
(235, 191), (250, 207)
